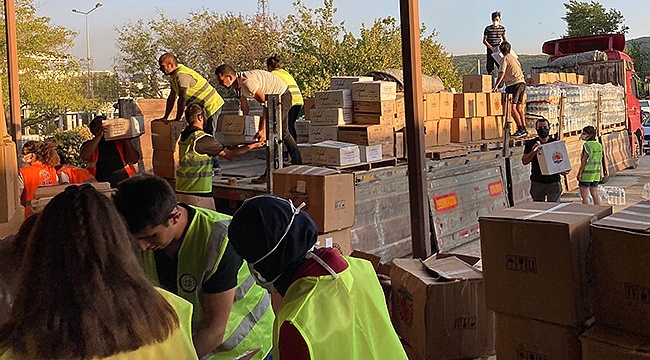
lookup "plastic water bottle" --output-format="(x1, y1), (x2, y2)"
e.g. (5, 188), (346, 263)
(642, 183), (650, 200)
(620, 188), (626, 205)
(598, 185), (608, 203)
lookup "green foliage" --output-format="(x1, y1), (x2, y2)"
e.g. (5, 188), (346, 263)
(562, 0), (628, 37)
(44, 126), (93, 167)
(627, 37), (650, 97)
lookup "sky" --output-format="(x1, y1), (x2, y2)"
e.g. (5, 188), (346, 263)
(34, 0), (650, 71)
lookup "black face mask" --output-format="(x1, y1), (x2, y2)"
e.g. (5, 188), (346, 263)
(537, 128), (549, 138)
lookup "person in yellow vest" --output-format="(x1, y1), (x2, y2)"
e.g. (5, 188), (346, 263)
(578, 125), (603, 205)
(266, 55), (304, 140)
(156, 53), (225, 174)
(113, 174), (274, 360)
(0, 185), (197, 359)
(228, 195), (408, 360)
(177, 104), (262, 210)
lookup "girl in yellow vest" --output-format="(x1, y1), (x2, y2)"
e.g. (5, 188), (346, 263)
(266, 55), (304, 140)
(0, 185), (197, 359)
(578, 125), (603, 205)
(229, 195), (408, 360)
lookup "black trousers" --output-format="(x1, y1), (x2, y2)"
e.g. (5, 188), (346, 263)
(486, 47), (500, 75)
(276, 90), (301, 164)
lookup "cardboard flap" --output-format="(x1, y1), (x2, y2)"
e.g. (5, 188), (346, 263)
(481, 202), (611, 225)
(273, 165), (341, 176)
(421, 256), (482, 281)
(34, 182), (112, 199)
(593, 202), (650, 232)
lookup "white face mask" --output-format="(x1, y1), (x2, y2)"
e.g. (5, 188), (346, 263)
(580, 134), (590, 141)
(493, 20), (500, 27)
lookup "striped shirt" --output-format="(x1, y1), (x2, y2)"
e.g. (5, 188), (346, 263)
(484, 25), (506, 47)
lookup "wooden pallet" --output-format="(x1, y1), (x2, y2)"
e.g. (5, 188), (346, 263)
(325, 157), (399, 172)
(426, 145), (469, 160)
(467, 139), (504, 151)
(600, 122), (626, 134)
(563, 129), (583, 138)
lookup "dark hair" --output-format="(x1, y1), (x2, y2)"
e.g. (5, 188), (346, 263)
(582, 125), (598, 138)
(0, 185), (179, 358)
(215, 64), (237, 77)
(491, 11), (501, 20)
(113, 174), (178, 233)
(499, 41), (511, 54)
(185, 103), (206, 125)
(158, 52), (177, 65)
(21, 140), (40, 155)
(266, 54), (282, 70)
(89, 114), (106, 131)
(535, 117), (550, 127)
(22, 141), (59, 166)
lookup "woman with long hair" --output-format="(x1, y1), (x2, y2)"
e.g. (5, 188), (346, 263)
(577, 125), (603, 205)
(18, 141), (60, 216)
(0, 185), (198, 359)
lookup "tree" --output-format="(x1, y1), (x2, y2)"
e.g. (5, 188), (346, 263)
(562, 0), (628, 37)
(627, 39), (650, 96)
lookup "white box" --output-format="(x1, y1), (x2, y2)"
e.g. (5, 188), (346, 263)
(330, 76), (373, 90)
(537, 140), (572, 175)
(315, 90), (352, 109)
(103, 116), (144, 140)
(298, 143), (313, 163)
(295, 120), (311, 136)
(359, 145), (383, 162)
(312, 141), (361, 167)
(217, 114), (260, 136)
(310, 108), (353, 126)
(309, 125), (338, 143)
(351, 81), (397, 102)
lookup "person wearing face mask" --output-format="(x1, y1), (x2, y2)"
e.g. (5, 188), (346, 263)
(18, 141), (61, 217)
(228, 195), (408, 360)
(577, 125), (603, 204)
(522, 117), (565, 202)
(483, 11), (508, 76)
(113, 174), (274, 360)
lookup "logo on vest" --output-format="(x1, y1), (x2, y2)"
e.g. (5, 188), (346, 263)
(179, 273), (198, 293)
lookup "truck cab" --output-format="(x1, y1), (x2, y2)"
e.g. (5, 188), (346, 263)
(541, 34), (644, 159)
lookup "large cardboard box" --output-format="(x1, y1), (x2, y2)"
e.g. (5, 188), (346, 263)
(451, 117), (469, 143)
(567, 72), (578, 84)
(151, 120), (185, 151)
(559, 72), (568, 82)
(469, 117), (482, 141)
(273, 165), (355, 233)
(527, 73), (550, 85)
(394, 131), (405, 158)
(424, 93), (440, 120)
(297, 143), (312, 164)
(474, 93), (488, 117)
(482, 116), (499, 140)
(395, 93), (405, 116)
(303, 98), (316, 119)
(393, 111), (406, 132)
(296, 135), (310, 144)
(337, 124), (393, 146)
(312, 140), (361, 167)
(487, 92), (504, 116)
(424, 120), (438, 148)
(577, 74), (586, 84)
(479, 203), (612, 326)
(359, 144), (382, 162)
(310, 108), (353, 126)
(353, 113), (394, 126)
(350, 81), (397, 102)
(438, 92), (454, 118)
(548, 72), (561, 83)
(152, 149), (179, 179)
(316, 228), (353, 256)
(330, 76), (373, 90)
(217, 115), (260, 136)
(496, 313), (582, 360)
(438, 119), (452, 145)
(581, 325), (650, 360)
(294, 120), (311, 136)
(453, 93), (476, 118)
(537, 140), (572, 175)
(391, 256), (495, 360)
(463, 75), (492, 93)
(104, 116), (144, 140)
(591, 202), (650, 336)
(308, 125), (338, 143)
(315, 90), (352, 109)
(353, 100), (396, 115)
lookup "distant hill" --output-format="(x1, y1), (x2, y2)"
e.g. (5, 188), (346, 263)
(453, 54), (549, 76)
(627, 36), (650, 49)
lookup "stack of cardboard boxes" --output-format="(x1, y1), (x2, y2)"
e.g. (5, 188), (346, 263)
(527, 72), (585, 85)
(215, 114), (261, 146)
(151, 120), (185, 179)
(422, 91), (453, 148)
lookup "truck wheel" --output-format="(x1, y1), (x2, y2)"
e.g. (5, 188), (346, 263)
(631, 134), (641, 169)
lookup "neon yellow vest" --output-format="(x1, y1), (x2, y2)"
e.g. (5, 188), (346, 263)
(172, 64), (225, 118)
(0, 288), (197, 360)
(581, 140), (603, 182)
(273, 256), (408, 360)
(142, 207), (274, 360)
(176, 129), (214, 194)
(272, 69), (304, 106)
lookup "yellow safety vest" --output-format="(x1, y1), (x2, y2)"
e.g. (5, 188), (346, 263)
(176, 129), (214, 194)
(273, 256), (408, 360)
(142, 207), (274, 360)
(0, 288), (197, 360)
(581, 140), (603, 182)
(272, 69), (304, 106)
(171, 64), (225, 118)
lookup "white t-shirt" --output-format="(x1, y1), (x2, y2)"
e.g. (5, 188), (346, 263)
(239, 70), (288, 98)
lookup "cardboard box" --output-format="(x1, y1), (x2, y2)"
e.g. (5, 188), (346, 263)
(495, 116), (505, 137)
(31, 182), (114, 213)
(330, 76), (373, 90)
(351, 81), (397, 102)
(577, 74), (586, 84)
(548, 72), (560, 83)
(151, 120), (186, 151)
(527, 73), (550, 85)
(316, 228), (353, 256)
(393, 111), (406, 131)
(463, 75), (492, 93)
(453, 93), (476, 118)
(0, 140), (18, 223)
(537, 140), (572, 175)
(438, 92), (454, 118)
(104, 116), (144, 140)
(310, 108), (353, 126)
(567, 72), (578, 84)
(395, 93), (405, 115)
(391, 256), (496, 360)
(312, 140), (361, 167)
(496, 313), (582, 360)
(394, 131), (405, 158)
(337, 124), (393, 146)
(298, 143), (312, 164)
(295, 120), (311, 136)
(353, 113), (394, 126)
(424, 93), (440, 120)
(315, 90), (352, 109)
(424, 120), (438, 148)
(474, 93), (488, 117)
(438, 118), (451, 145)
(591, 202), (650, 336)
(353, 100), (396, 115)
(481, 116), (499, 140)
(308, 125), (338, 143)
(153, 149), (179, 179)
(581, 325), (650, 360)
(469, 117), (482, 141)
(296, 135), (310, 144)
(381, 137), (394, 158)
(479, 203), (612, 326)
(559, 72), (568, 82)
(272, 165), (355, 232)
(487, 93), (504, 116)
(217, 115), (260, 136)
(359, 144), (382, 162)
(303, 98), (316, 119)
(451, 117), (469, 143)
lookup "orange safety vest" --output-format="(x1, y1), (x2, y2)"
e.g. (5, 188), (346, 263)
(20, 163), (58, 217)
(57, 165), (97, 184)
(86, 139), (136, 177)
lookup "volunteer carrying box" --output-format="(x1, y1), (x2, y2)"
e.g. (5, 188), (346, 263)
(151, 120), (185, 151)
(537, 140), (572, 175)
(103, 116), (144, 141)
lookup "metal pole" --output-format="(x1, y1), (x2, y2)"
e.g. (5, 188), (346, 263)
(399, 0), (431, 259)
(265, 94), (283, 192)
(85, 13), (92, 97)
(4, 0), (22, 142)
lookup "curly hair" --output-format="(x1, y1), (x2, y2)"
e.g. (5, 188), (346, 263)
(21, 141), (60, 166)
(266, 54), (282, 70)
